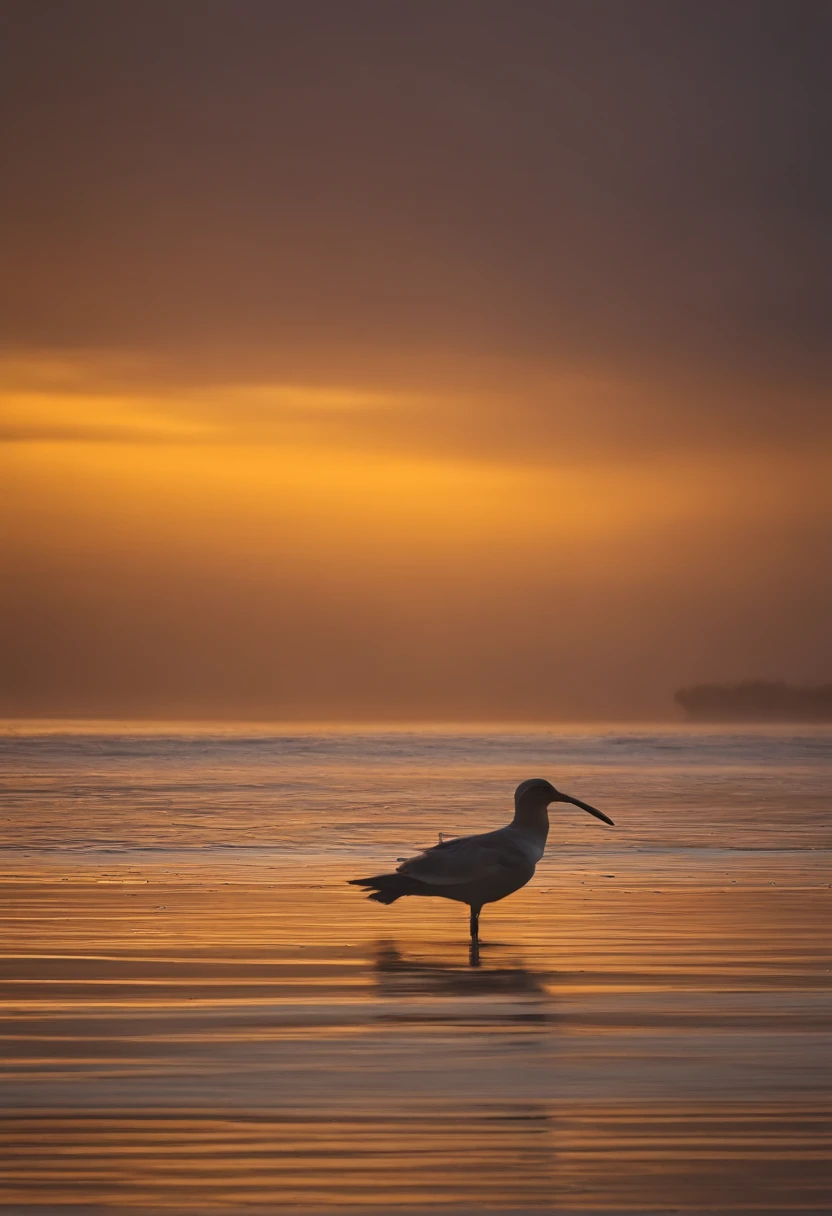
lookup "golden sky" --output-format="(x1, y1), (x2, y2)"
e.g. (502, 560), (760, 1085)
(2, 3), (830, 719)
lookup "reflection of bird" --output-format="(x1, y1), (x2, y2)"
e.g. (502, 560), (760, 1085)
(373, 942), (547, 999)
(349, 778), (613, 953)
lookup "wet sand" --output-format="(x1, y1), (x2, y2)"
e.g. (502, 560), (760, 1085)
(2, 857), (830, 1213)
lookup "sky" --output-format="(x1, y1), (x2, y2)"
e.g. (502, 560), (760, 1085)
(1, 0), (830, 721)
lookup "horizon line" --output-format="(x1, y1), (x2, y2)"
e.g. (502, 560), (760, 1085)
(4, 716), (829, 737)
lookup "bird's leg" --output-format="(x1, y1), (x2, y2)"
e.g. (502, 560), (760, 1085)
(468, 906), (481, 967)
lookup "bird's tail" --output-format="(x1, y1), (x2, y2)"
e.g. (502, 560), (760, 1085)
(348, 872), (423, 905)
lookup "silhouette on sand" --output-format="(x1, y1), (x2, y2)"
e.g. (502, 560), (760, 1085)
(350, 778), (613, 961)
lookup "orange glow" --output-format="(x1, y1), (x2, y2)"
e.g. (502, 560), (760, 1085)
(2, 352), (830, 721)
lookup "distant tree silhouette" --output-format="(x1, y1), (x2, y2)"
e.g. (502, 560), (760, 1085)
(674, 680), (832, 722)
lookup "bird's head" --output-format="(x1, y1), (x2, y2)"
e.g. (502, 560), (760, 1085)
(513, 778), (614, 826)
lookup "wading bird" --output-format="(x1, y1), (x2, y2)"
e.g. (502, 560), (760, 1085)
(349, 778), (613, 956)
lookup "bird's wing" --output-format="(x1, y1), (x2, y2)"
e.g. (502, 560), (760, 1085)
(395, 830), (524, 887)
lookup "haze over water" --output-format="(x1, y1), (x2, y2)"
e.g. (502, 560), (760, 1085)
(4, 4), (831, 1211)
(2, 722), (830, 1213)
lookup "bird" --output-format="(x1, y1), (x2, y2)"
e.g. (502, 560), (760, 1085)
(349, 778), (613, 953)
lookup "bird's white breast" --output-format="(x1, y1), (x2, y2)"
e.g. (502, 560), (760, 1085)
(504, 826), (546, 865)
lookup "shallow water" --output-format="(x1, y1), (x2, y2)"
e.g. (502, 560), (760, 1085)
(1, 723), (830, 1213)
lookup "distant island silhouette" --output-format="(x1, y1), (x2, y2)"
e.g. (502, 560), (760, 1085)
(675, 680), (832, 723)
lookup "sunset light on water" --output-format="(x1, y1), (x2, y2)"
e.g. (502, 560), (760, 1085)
(1, 2), (830, 1212)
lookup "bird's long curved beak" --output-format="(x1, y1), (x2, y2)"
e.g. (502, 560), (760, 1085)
(562, 795), (614, 826)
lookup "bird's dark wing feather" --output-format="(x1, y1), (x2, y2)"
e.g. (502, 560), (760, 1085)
(395, 829), (525, 887)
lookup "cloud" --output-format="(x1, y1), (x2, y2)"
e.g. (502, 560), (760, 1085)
(1, 349), (829, 472)
(1, 3), (830, 719)
(1, 5), (829, 386)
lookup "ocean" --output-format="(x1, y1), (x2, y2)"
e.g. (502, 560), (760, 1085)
(1, 723), (830, 1213)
